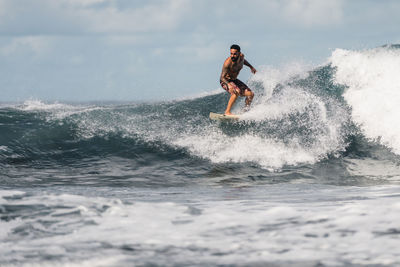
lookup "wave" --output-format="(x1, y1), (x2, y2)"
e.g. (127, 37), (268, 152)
(331, 45), (400, 154)
(1, 45), (399, 170)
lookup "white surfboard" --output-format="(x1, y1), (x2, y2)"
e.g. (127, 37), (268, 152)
(209, 112), (240, 121)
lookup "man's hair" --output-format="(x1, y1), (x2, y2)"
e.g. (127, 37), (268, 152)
(230, 44), (241, 52)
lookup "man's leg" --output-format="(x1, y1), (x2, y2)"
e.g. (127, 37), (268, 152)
(224, 82), (240, 115)
(244, 89), (254, 108)
(232, 79), (254, 110)
(225, 93), (238, 115)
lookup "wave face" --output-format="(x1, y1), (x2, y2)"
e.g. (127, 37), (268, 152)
(174, 63), (353, 169)
(1, 45), (400, 176)
(331, 45), (400, 154)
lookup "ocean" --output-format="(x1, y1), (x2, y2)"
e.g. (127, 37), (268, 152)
(1, 46), (400, 266)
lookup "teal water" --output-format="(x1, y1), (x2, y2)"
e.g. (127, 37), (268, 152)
(1, 46), (400, 266)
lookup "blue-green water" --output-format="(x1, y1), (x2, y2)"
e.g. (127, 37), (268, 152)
(1, 46), (400, 266)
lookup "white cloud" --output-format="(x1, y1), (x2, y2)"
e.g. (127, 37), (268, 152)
(0, 0), (191, 35)
(174, 42), (223, 62)
(281, 0), (344, 27)
(0, 0), (345, 37)
(82, 0), (191, 33)
(0, 0), (5, 17)
(105, 35), (151, 46)
(0, 36), (50, 56)
(65, 0), (107, 7)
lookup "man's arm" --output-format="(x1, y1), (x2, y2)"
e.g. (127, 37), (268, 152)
(244, 59), (257, 74)
(220, 61), (231, 85)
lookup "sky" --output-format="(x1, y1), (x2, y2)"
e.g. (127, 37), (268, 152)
(0, 0), (399, 102)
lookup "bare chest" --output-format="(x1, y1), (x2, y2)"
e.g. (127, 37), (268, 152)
(229, 58), (244, 73)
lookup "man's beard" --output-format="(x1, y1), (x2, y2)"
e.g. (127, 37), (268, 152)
(231, 56), (238, 62)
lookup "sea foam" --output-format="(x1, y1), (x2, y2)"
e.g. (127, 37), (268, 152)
(331, 46), (400, 154)
(174, 62), (349, 169)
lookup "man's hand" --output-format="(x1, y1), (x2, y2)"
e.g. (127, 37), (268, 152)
(250, 67), (257, 74)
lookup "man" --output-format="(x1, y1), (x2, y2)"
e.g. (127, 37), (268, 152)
(220, 44), (257, 115)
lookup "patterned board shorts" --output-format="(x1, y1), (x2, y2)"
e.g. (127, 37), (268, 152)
(220, 79), (251, 96)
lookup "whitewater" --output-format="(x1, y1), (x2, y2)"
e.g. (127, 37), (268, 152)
(1, 45), (400, 266)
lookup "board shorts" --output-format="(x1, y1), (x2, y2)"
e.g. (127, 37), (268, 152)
(220, 79), (251, 96)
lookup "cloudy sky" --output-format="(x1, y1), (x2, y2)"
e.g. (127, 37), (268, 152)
(0, 0), (399, 102)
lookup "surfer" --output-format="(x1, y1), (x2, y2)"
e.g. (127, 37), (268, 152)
(220, 44), (257, 115)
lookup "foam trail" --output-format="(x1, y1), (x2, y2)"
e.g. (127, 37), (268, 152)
(16, 99), (104, 120)
(174, 62), (349, 169)
(19, 99), (71, 111)
(248, 61), (313, 103)
(174, 131), (316, 170)
(331, 46), (400, 154)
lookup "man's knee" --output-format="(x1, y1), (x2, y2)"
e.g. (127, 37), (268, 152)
(245, 90), (254, 98)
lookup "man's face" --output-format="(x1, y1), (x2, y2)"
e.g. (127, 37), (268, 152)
(230, 49), (240, 62)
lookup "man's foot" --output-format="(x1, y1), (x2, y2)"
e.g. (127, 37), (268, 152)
(224, 112), (234, 116)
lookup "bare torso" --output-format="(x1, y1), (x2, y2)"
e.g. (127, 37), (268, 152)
(220, 53), (245, 82)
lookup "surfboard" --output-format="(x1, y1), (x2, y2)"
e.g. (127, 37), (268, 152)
(209, 112), (240, 121)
